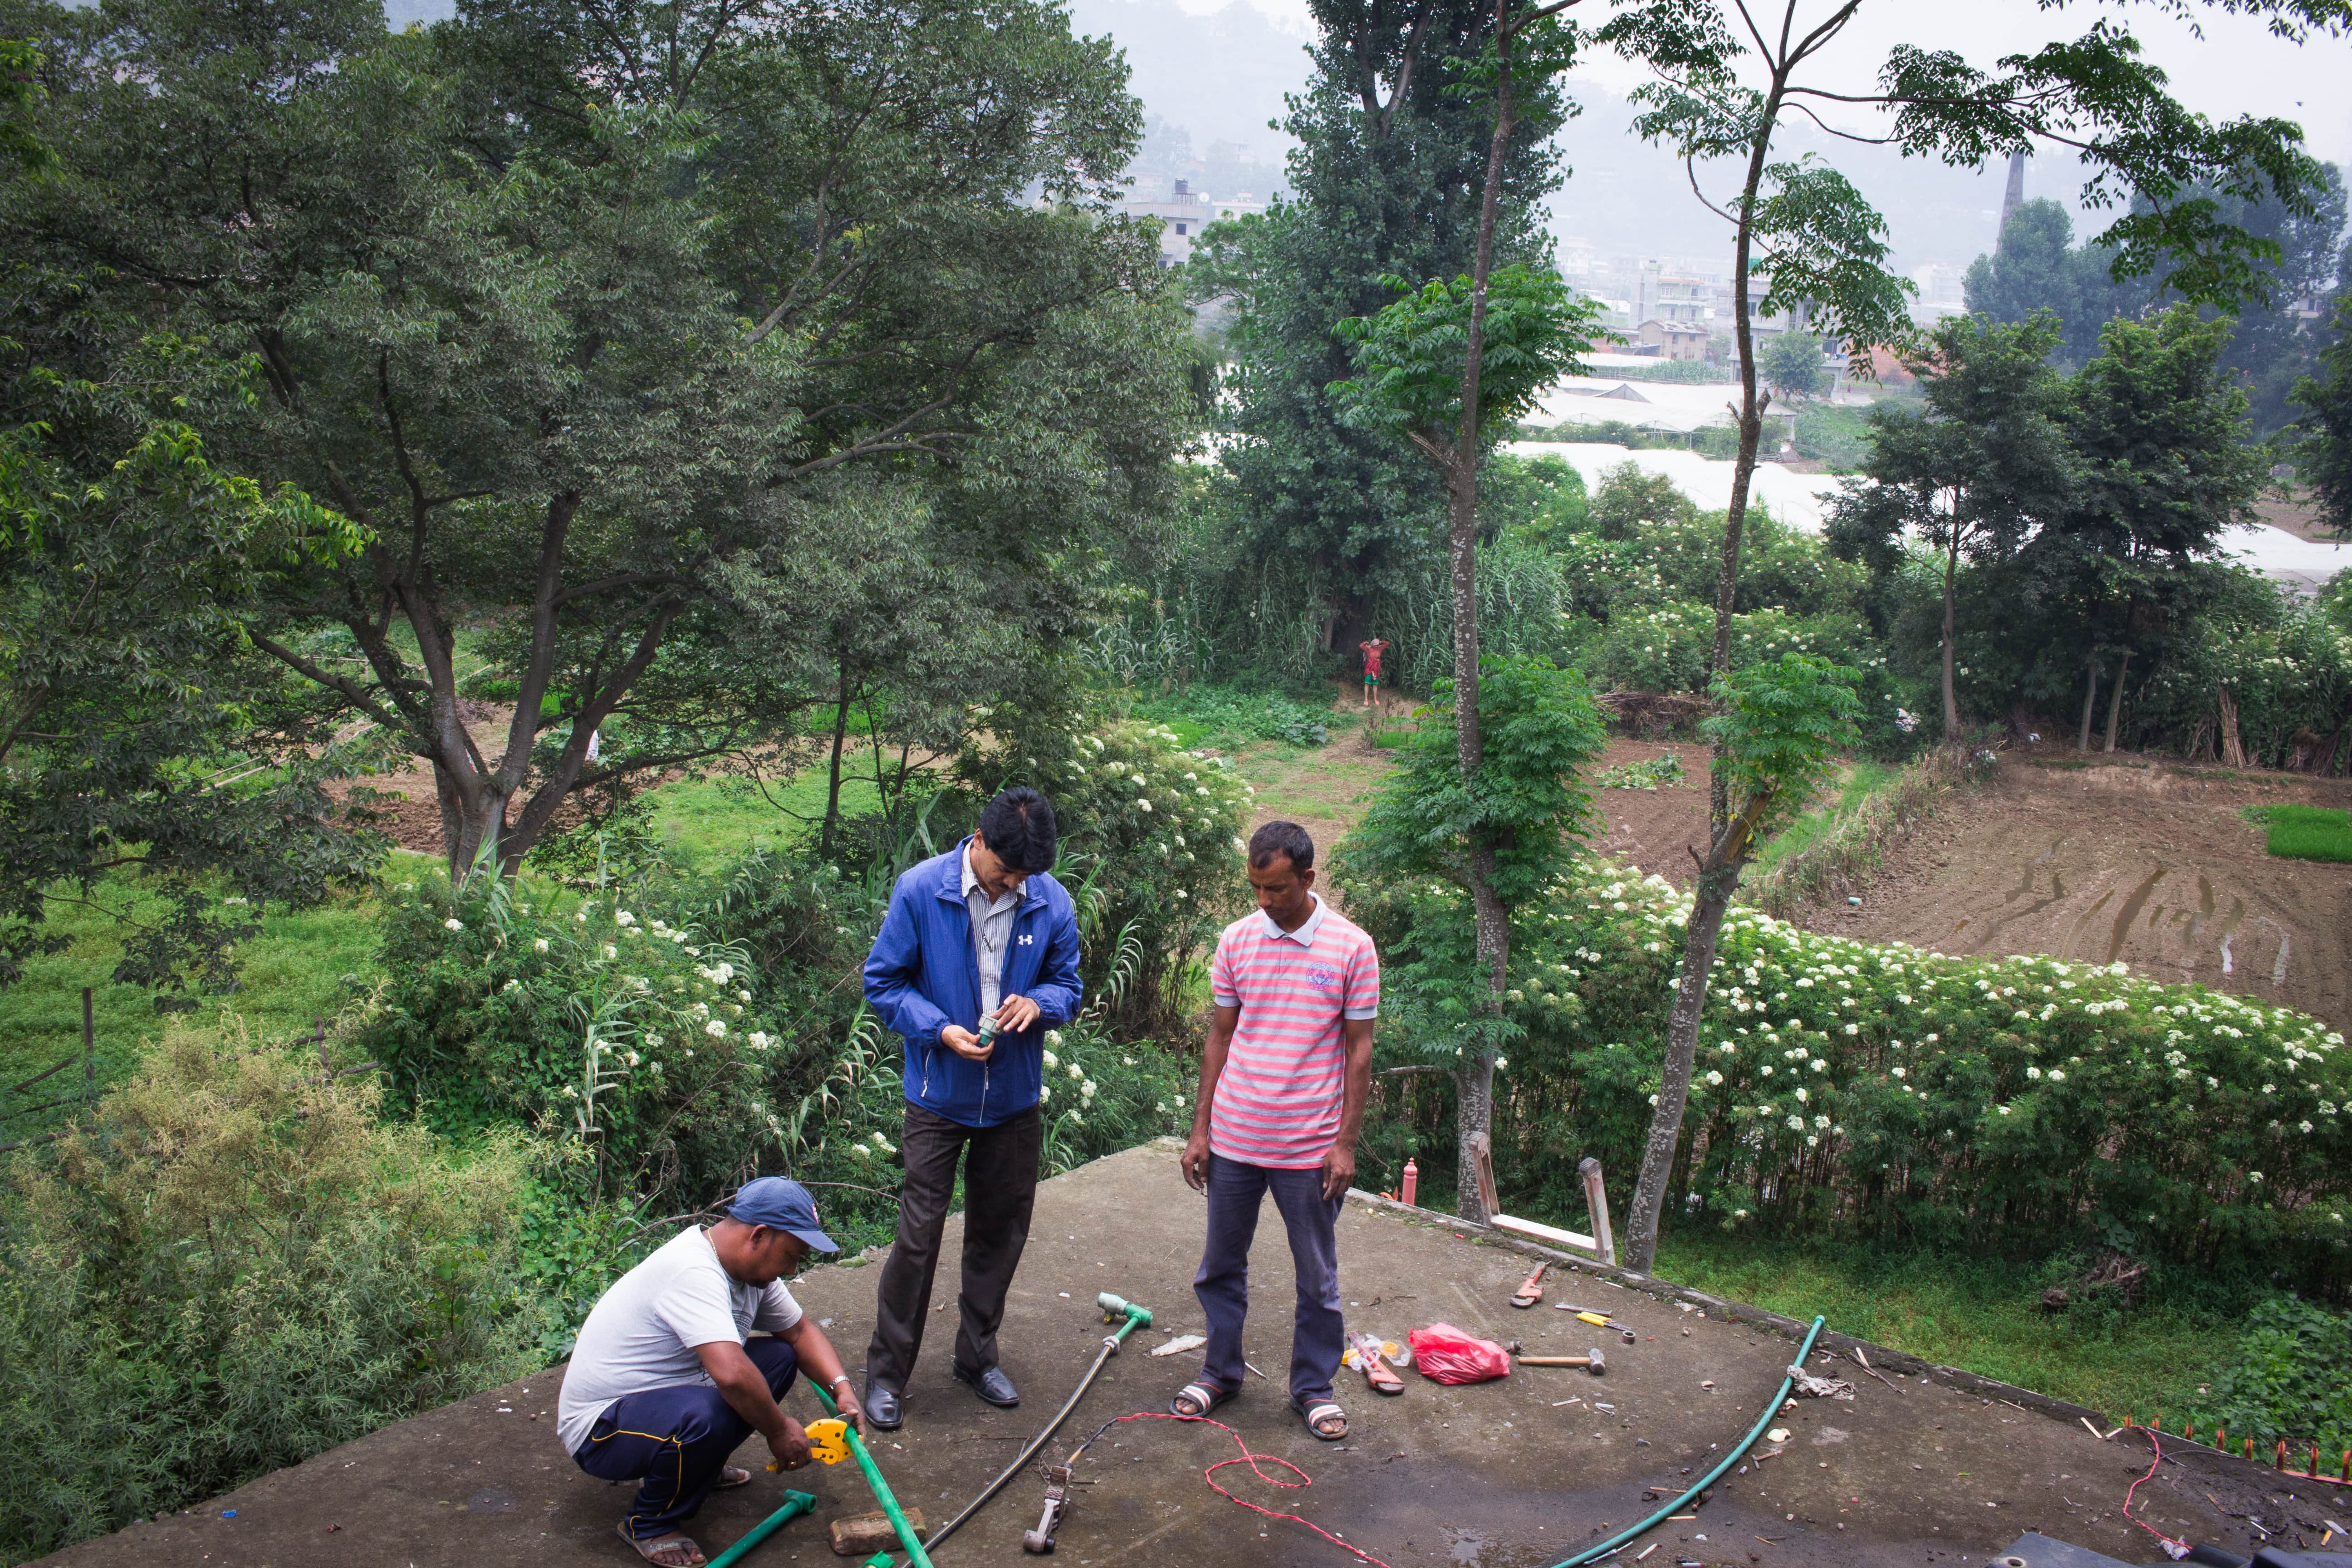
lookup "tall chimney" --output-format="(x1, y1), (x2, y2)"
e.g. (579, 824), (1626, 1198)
(1999, 150), (2027, 241)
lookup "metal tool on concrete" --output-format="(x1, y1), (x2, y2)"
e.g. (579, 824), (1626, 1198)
(1021, 1464), (1075, 1554)
(918, 1291), (1155, 1558)
(1511, 1262), (1549, 1308)
(809, 1382), (933, 1568)
(1517, 1347), (1606, 1376)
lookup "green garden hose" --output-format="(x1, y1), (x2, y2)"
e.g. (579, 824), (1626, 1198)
(1549, 1314), (1828, 1568)
(812, 1382), (936, 1568)
(705, 1490), (817, 1568)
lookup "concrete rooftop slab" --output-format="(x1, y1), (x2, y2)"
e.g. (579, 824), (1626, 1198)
(43, 1141), (2337, 1568)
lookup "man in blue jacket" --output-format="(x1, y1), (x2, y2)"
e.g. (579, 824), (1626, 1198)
(860, 786), (1082, 1431)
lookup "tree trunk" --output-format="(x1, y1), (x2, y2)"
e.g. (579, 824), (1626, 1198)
(2102, 647), (2132, 754)
(822, 657), (853, 854)
(1705, 83), (1787, 834)
(2077, 651), (2101, 752)
(1623, 790), (1771, 1274)
(1437, 0), (1520, 1225)
(1940, 530), (1960, 737)
(2218, 684), (2247, 769)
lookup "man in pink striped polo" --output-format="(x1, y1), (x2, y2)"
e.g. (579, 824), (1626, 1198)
(1169, 821), (1377, 1443)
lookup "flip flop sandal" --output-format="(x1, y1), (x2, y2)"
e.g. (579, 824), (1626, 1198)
(714, 1465), (754, 1490)
(1294, 1398), (1348, 1441)
(617, 1522), (706, 1567)
(1511, 1261), (1549, 1308)
(1170, 1379), (1238, 1418)
(1344, 1333), (1406, 1396)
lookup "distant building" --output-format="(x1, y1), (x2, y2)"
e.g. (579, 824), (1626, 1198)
(1632, 319), (1710, 361)
(1122, 178), (1217, 268)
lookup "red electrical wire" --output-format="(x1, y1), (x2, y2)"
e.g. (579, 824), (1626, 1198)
(2121, 1431), (2189, 1561)
(1069, 1411), (1396, 1568)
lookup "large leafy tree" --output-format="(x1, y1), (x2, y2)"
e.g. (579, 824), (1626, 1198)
(1828, 312), (2074, 735)
(1963, 198), (2151, 367)
(2027, 307), (2265, 753)
(2298, 293), (2352, 538)
(1184, 0), (1570, 679)
(1594, 0), (2347, 1274)
(1335, 254), (1600, 1218)
(3, 0), (1191, 879)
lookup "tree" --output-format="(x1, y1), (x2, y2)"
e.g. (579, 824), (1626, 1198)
(1335, 256), (1601, 1218)
(1184, 0), (1572, 679)
(1756, 329), (1826, 401)
(2294, 293), (2352, 538)
(1596, 0), (2343, 1274)
(1337, 652), (1606, 1202)
(1620, 652), (1857, 1271)
(1962, 198), (2149, 366)
(1828, 312), (2073, 735)
(2030, 307), (2265, 751)
(5, 0), (1191, 880)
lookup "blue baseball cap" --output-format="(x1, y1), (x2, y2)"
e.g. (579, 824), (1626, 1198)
(728, 1177), (837, 1254)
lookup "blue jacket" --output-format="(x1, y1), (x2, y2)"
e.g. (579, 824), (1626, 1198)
(862, 839), (1084, 1128)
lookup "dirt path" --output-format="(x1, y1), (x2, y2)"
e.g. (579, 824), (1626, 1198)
(1803, 754), (2352, 1034)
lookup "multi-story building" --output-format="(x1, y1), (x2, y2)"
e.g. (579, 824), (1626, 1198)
(1121, 179), (1218, 268)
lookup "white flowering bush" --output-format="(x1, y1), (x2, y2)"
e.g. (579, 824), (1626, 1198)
(1361, 858), (2352, 1282)
(1034, 1017), (1193, 1176)
(980, 717), (1250, 1032)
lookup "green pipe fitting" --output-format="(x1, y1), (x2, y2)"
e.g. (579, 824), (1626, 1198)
(705, 1490), (816, 1568)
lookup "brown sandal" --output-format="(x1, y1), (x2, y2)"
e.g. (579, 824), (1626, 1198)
(714, 1465), (753, 1490)
(617, 1521), (706, 1567)
(1347, 1332), (1406, 1396)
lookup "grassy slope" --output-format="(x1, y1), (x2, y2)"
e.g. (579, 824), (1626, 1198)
(1747, 759), (1898, 874)
(1, 876), (388, 1101)
(1655, 1232), (2206, 1424)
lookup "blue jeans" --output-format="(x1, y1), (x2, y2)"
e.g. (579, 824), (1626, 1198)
(573, 1336), (799, 1540)
(1193, 1153), (1344, 1407)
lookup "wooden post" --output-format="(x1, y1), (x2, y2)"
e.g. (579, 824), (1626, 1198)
(2276, 1439), (2287, 1471)
(81, 987), (94, 1107)
(1468, 1132), (1499, 1223)
(1580, 1156), (1617, 1268)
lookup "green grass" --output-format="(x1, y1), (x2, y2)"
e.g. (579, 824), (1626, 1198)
(1128, 684), (1342, 750)
(1749, 760), (1897, 873)
(642, 772), (879, 867)
(2242, 803), (2352, 863)
(1, 876), (386, 1117)
(1654, 1231), (2214, 1423)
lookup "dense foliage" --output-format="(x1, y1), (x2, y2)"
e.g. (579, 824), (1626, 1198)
(0, 1023), (532, 1558)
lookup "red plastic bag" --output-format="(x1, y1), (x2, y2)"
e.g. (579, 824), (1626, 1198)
(1407, 1322), (1512, 1384)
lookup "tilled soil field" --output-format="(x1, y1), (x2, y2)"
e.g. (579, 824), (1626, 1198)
(1792, 750), (2352, 1034)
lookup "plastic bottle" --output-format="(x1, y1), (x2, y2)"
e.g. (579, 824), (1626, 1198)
(1401, 1157), (1419, 1206)
(973, 1012), (1000, 1051)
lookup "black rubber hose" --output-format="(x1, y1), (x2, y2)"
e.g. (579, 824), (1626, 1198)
(921, 1330), (1127, 1556)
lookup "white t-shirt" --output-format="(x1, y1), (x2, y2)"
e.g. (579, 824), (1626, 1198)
(557, 1226), (804, 1455)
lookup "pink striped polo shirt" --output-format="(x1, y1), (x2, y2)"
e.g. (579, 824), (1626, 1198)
(1208, 895), (1379, 1169)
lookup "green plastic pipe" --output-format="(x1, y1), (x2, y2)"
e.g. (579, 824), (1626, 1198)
(811, 1382), (936, 1568)
(1549, 1314), (1828, 1568)
(705, 1490), (817, 1568)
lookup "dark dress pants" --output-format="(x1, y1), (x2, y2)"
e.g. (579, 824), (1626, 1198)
(1192, 1152), (1344, 1408)
(572, 1335), (799, 1540)
(865, 1100), (1041, 1391)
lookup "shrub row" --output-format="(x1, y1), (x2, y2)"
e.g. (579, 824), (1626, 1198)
(1352, 861), (2352, 1285)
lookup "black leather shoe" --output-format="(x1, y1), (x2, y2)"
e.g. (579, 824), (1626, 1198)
(953, 1362), (1020, 1409)
(863, 1381), (903, 1431)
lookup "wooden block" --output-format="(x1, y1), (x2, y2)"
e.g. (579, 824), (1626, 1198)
(829, 1509), (927, 1556)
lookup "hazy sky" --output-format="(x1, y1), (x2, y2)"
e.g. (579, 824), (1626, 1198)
(1177, 0), (2352, 168)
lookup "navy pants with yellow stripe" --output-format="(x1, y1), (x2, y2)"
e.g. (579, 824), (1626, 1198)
(573, 1337), (800, 1540)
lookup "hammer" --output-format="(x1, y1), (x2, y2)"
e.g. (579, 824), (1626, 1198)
(1517, 1347), (1606, 1376)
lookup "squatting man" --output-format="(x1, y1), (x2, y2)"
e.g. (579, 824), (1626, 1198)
(558, 1178), (863, 1568)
